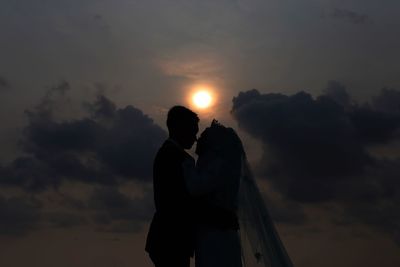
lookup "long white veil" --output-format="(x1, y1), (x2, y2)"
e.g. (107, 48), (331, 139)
(238, 155), (294, 267)
(193, 120), (294, 267)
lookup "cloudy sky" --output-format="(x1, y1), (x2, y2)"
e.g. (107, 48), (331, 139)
(1, 0), (400, 266)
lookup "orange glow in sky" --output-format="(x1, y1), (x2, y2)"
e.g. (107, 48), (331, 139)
(188, 85), (217, 110)
(192, 91), (212, 108)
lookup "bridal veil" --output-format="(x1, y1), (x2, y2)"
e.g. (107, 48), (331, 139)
(238, 155), (294, 267)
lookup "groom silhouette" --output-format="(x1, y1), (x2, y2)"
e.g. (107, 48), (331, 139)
(145, 106), (199, 267)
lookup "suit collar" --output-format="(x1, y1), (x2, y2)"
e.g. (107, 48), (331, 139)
(165, 139), (194, 159)
(166, 138), (184, 151)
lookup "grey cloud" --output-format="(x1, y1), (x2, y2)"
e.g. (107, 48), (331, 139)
(86, 96), (167, 179)
(231, 82), (400, 244)
(92, 13), (109, 29)
(1, 156), (60, 191)
(0, 195), (42, 236)
(0, 75), (10, 89)
(93, 14), (103, 20)
(338, 160), (400, 241)
(0, 81), (165, 235)
(349, 103), (400, 144)
(84, 94), (117, 120)
(264, 194), (306, 225)
(372, 88), (400, 114)
(1, 82), (167, 192)
(24, 80), (71, 120)
(102, 221), (144, 233)
(232, 88), (374, 202)
(323, 80), (352, 107)
(43, 211), (87, 228)
(89, 186), (154, 233)
(330, 8), (373, 25)
(232, 84), (400, 201)
(55, 192), (87, 210)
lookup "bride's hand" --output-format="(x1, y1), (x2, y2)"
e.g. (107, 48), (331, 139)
(182, 154), (226, 195)
(182, 157), (196, 182)
(182, 157), (195, 170)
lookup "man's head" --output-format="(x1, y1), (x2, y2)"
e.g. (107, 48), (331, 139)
(167, 106), (199, 149)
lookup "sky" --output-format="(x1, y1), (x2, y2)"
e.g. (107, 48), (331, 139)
(0, 0), (400, 266)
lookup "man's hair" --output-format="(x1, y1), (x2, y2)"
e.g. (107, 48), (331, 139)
(167, 106), (199, 132)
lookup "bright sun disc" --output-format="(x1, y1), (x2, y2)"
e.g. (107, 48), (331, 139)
(193, 91), (212, 109)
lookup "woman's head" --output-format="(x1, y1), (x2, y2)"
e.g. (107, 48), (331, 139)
(195, 120), (244, 158)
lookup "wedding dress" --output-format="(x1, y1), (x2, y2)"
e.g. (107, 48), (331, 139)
(183, 150), (243, 267)
(183, 121), (294, 267)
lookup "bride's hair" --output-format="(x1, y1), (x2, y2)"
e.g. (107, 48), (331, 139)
(195, 120), (244, 158)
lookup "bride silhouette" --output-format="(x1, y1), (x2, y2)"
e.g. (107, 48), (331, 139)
(183, 120), (294, 267)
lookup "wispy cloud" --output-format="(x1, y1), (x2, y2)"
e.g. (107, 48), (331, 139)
(0, 75), (10, 90)
(330, 8), (373, 25)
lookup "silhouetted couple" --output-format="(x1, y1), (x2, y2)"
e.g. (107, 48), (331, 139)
(145, 106), (243, 267)
(145, 106), (294, 267)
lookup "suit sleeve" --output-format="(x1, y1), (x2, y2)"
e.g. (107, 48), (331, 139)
(153, 144), (190, 213)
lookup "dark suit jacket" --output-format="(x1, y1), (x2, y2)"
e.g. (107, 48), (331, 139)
(145, 139), (195, 258)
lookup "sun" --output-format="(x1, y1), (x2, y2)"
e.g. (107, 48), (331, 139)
(192, 90), (212, 109)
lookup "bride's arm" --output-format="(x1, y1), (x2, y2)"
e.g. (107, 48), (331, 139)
(182, 153), (226, 196)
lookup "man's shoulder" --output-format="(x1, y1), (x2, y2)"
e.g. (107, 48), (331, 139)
(158, 140), (179, 153)
(155, 140), (182, 160)
(156, 140), (194, 163)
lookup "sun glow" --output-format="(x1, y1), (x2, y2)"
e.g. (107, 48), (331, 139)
(192, 90), (213, 109)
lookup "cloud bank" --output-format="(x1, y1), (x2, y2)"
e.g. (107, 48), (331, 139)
(1, 82), (166, 192)
(0, 82), (166, 235)
(232, 81), (400, 243)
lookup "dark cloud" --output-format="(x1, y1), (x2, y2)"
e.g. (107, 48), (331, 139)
(372, 88), (400, 114)
(264, 194), (306, 225)
(43, 211), (87, 228)
(323, 80), (352, 108)
(232, 88), (373, 202)
(84, 94), (117, 120)
(336, 159), (400, 244)
(0, 195), (42, 236)
(92, 14), (109, 30)
(349, 104), (400, 144)
(1, 156), (60, 191)
(0, 82), (165, 235)
(89, 186), (154, 232)
(330, 8), (373, 25)
(93, 14), (103, 20)
(85, 96), (166, 179)
(54, 192), (87, 210)
(1, 82), (167, 192)
(232, 82), (400, 244)
(0, 75), (10, 89)
(232, 84), (400, 201)
(0, 184), (152, 235)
